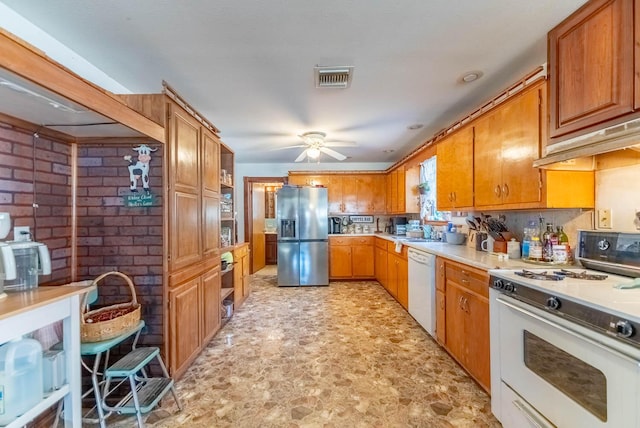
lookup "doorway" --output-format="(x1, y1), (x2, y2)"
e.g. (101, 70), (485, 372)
(243, 177), (286, 274)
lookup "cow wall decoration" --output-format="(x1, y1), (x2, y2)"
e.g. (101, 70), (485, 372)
(124, 144), (157, 193)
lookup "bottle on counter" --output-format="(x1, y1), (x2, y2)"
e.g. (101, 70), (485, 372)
(542, 223), (557, 262)
(529, 236), (543, 261)
(521, 220), (538, 259)
(555, 225), (571, 262)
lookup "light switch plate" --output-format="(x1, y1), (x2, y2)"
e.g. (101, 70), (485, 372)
(597, 209), (612, 229)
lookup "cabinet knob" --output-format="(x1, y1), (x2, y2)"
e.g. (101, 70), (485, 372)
(452, 192), (456, 202)
(494, 185), (502, 197)
(502, 183), (509, 197)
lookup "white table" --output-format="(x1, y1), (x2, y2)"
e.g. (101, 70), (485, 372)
(0, 285), (94, 428)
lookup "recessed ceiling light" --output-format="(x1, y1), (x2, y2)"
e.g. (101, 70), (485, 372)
(407, 124), (423, 130)
(459, 71), (484, 84)
(383, 149), (395, 153)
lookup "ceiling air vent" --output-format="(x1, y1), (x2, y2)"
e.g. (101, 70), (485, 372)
(314, 66), (354, 89)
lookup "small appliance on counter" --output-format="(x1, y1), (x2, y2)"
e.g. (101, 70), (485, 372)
(391, 216), (407, 235)
(4, 238), (51, 291)
(328, 216), (343, 234)
(0, 213), (17, 299)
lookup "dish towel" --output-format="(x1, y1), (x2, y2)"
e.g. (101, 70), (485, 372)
(614, 278), (640, 289)
(395, 241), (402, 253)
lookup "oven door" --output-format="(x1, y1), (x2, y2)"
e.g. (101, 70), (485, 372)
(497, 295), (640, 428)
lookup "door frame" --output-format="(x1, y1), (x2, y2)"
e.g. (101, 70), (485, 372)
(243, 176), (287, 274)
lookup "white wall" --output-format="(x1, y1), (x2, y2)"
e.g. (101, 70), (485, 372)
(595, 163), (640, 231)
(235, 162), (391, 241)
(0, 4), (132, 93)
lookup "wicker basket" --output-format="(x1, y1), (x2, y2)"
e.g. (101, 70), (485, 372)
(80, 271), (141, 343)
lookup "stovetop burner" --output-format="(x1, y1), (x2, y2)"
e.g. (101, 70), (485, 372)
(514, 269), (564, 281)
(553, 269), (609, 280)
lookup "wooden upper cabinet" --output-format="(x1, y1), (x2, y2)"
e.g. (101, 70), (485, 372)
(474, 82), (543, 209)
(170, 106), (201, 194)
(356, 175), (386, 214)
(202, 130), (220, 194)
(436, 126), (474, 211)
(548, 0), (635, 141)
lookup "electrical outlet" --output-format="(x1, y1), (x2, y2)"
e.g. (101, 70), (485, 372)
(634, 208), (640, 230)
(597, 209), (612, 229)
(13, 226), (30, 241)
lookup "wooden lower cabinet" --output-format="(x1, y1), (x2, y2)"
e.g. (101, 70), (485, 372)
(440, 258), (490, 393)
(168, 262), (223, 379)
(374, 238), (388, 290)
(201, 266), (221, 344)
(435, 256), (446, 345)
(329, 236), (375, 279)
(385, 241), (408, 308)
(265, 233), (277, 264)
(234, 243), (251, 307)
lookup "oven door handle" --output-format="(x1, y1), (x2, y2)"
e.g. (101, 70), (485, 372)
(512, 399), (554, 428)
(497, 296), (640, 363)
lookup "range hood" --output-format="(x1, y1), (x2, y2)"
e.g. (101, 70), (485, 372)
(534, 117), (640, 167)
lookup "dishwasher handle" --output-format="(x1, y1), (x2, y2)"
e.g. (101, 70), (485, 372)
(408, 249), (435, 265)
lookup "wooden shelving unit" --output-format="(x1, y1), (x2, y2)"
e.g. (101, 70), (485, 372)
(220, 143), (235, 251)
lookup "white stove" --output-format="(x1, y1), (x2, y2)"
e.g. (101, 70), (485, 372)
(489, 231), (640, 428)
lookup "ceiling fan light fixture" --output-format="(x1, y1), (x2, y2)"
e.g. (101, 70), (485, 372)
(307, 147), (321, 159)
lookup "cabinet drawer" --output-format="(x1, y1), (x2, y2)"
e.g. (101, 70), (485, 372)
(445, 261), (488, 298)
(351, 236), (373, 246)
(375, 237), (387, 250)
(329, 236), (352, 246)
(234, 244), (248, 257)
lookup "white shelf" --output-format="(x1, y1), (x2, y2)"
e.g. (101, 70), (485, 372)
(5, 385), (70, 428)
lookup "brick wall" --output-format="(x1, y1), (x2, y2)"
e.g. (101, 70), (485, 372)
(0, 121), (165, 351)
(0, 121), (73, 284)
(76, 141), (164, 348)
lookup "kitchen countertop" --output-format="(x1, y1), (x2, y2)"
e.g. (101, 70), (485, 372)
(332, 232), (550, 271)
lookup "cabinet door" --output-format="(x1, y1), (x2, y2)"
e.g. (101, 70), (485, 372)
(169, 277), (201, 377)
(374, 246), (388, 289)
(356, 175), (375, 213)
(389, 170), (398, 214)
(202, 130), (220, 194)
(329, 245), (352, 278)
(202, 195), (220, 258)
(404, 166), (420, 214)
(396, 256), (408, 309)
(464, 291), (490, 391)
(436, 127), (474, 210)
(242, 251), (250, 299)
(342, 177), (358, 213)
(385, 174), (393, 213)
(369, 175), (387, 214)
(396, 169), (406, 213)
(170, 192), (201, 271)
(201, 267), (221, 344)
(444, 282), (465, 365)
(549, 0), (634, 139)
(352, 244), (375, 278)
(326, 176), (344, 213)
(170, 105), (201, 194)
(386, 254), (399, 298)
(500, 85), (542, 206)
(474, 111), (503, 207)
(436, 289), (446, 345)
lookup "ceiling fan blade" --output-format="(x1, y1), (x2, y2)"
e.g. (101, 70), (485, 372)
(319, 147), (346, 161)
(270, 144), (306, 151)
(294, 149), (308, 162)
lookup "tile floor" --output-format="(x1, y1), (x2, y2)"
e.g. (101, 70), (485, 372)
(108, 267), (500, 427)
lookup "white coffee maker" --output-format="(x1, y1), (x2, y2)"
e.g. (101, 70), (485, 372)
(0, 213), (17, 299)
(3, 218), (51, 291)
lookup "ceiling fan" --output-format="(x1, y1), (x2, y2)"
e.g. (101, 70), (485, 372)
(275, 131), (355, 162)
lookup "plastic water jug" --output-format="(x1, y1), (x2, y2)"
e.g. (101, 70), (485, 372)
(0, 338), (43, 426)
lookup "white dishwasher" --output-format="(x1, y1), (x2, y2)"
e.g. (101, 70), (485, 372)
(407, 248), (436, 338)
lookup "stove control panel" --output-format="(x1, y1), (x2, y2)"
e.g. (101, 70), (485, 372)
(492, 278), (516, 293)
(613, 320), (634, 339)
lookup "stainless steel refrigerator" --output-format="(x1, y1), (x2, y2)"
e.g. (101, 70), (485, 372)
(276, 186), (329, 286)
